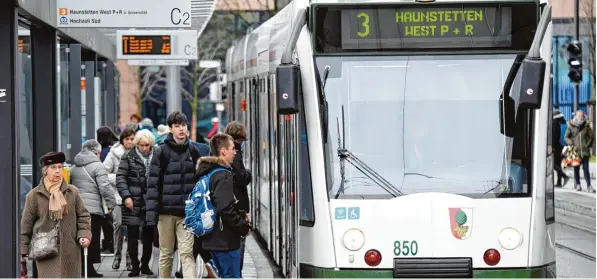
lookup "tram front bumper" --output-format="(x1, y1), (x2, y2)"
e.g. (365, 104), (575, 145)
(300, 263), (556, 278)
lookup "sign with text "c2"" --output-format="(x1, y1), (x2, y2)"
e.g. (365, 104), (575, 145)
(56, 0), (193, 28)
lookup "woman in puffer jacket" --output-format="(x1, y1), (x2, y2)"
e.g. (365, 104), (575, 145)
(104, 126), (136, 270)
(116, 129), (156, 277)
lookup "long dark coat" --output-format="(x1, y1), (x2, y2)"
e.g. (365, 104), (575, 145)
(20, 180), (92, 278)
(116, 149), (153, 226)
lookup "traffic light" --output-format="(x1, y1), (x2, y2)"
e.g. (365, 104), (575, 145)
(567, 40), (582, 83)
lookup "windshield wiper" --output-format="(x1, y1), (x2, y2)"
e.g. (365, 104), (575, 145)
(477, 179), (510, 198)
(322, 65), (330, 89)
(335, 105), (401, 198)
(337, 148), (402, 198)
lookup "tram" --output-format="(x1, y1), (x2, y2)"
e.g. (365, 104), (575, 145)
(225, 0), (556, 276)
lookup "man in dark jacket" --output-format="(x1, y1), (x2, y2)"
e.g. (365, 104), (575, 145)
(223, 121), (252, 275)
(196, 133), (251, 278)
(146, 111), (201, 278)
(553, 109), (570, 187)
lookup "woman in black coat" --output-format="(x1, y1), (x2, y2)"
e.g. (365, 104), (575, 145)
(116, 130), (156, 277)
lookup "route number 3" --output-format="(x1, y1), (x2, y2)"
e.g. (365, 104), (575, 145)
(394, 240), (418, 256)
(356, 12), (370, 38)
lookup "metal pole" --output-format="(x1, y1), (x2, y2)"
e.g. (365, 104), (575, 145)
(216, 65), (222, 132)
(574, 0), (580, 112)
(167, 66), (181, 115)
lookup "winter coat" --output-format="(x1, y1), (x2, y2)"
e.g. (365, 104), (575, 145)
(104, 142), (127, 205)
(231, 141), (252, 212)
(191, 141), (210, 157)
(100, 146), (111, 162)
(155, 135), (168, 145)
(564, 120), (595, 158)
(145, 134), (201, 225)
(20, 180), (92, 278)
(116, 148), (154, 226)
(69, 150), (117, 215)
(197, 156), (250, 251)
(553, 111), (567, 149)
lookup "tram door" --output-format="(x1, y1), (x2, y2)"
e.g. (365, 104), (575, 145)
(250, 78), (260, 229)
(278, 90), (300, 278)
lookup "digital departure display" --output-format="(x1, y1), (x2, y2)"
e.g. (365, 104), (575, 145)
(314, 3), (538, 52)
(121, 35), (171, 55)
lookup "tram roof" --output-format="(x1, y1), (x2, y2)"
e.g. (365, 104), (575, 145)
(309, 0), (540, 4)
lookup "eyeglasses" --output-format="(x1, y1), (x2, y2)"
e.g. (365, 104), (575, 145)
(47, 165), (64, 170)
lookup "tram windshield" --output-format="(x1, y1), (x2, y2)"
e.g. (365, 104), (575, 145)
(315, 55), (531, 199)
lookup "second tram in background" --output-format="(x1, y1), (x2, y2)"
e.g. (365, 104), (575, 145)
(225, 0), (556, 277)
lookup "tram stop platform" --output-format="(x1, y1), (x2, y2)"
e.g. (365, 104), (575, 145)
(555, 161), (596, 233)
(26, 232), (279, 278)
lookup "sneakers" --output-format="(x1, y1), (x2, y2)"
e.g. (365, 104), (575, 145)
(205, 260), (219, 278)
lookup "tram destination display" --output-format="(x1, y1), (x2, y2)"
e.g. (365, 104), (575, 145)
(121, 35), (171, 55)
(314, 2), (538, 51)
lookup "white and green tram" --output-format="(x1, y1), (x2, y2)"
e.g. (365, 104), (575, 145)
(225, 0), (556, 276)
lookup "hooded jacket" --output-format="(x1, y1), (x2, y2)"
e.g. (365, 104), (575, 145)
(103, 142), (127, 205)
(145, 134), (200, 225)
(70, 150), (117, 215)
(196, 156), (250, 251)
(231, 141), (252, 212)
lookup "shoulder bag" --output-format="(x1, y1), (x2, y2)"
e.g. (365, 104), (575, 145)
(29, 221), (60, 261)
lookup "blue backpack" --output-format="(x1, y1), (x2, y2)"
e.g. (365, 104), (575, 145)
(184, 167), (230, 236)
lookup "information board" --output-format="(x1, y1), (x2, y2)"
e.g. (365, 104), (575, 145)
(56, 0), (193, 28)
(116, 30), (198, 60)
(314, 2), (538, 51)
(121, 35), (171, 55)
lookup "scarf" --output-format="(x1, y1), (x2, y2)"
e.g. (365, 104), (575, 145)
(44, 176), (68, 221)
(573, 118), (586, 127)
(135, 147), (153, 179)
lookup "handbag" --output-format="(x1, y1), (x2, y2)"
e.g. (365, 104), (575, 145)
(29, 221), (60, 261)
(81, 166), (109, 214)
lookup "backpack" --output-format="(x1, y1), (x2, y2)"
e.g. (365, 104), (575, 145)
(184, 167), (230, 236)
(157, 142), (201, 172)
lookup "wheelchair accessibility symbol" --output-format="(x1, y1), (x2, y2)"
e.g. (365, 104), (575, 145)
(348, 207), (360, 220)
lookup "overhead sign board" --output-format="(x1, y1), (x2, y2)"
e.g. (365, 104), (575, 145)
(56, 0), (192, 28)
(128, 59), (190, 66)
(116, 30), (198, 60)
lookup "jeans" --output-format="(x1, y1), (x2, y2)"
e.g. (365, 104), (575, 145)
(239, 237), (246, 277)
(574, 156), (592, 186)
(210, 250), (241, 279)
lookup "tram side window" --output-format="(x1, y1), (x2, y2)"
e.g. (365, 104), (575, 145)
(508, 67), (533, 196)
(545, 89), (555, 222)
(299, 99), (316, 226)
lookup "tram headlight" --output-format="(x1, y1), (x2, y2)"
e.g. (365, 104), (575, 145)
(498, 227), (522, 250)
(342, 229), (365, 251)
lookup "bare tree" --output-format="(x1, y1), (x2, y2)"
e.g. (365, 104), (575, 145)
(181, 36), (230, 141)
(138, 66), (168, 108)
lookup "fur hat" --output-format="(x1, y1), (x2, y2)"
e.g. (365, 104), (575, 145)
(39, 152), (66, 167)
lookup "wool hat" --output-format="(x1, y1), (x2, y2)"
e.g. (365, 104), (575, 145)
(157, 124), (170, 137)
(39, 152), (66, 167)
(141, 118), (154, 128)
